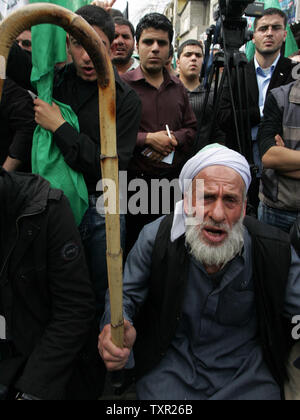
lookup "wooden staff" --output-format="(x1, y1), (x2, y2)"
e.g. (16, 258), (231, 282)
(0, 2), (124, 349)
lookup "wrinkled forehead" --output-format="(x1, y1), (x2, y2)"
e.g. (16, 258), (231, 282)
(193, 165), (246, 194)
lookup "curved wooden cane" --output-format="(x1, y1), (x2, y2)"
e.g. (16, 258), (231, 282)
(0, 3), (124, 348)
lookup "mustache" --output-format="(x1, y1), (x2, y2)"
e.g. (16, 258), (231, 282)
(199, 219), (230, 232)
(185, 215), (245, 268)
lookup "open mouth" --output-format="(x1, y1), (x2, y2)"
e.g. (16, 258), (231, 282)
(202, 226), (228, 244)
(82, 66), (95, 76)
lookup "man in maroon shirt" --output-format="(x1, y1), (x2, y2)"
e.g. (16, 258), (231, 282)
(122, 13), (197, 252)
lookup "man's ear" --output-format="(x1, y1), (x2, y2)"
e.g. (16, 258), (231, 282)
(183, 191), (196, 217)
(183, 193), (189, 216)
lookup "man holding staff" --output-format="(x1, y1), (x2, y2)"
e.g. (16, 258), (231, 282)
(99, 144), (300, 400)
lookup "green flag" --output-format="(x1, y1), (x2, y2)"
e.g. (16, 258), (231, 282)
(29, 0), (90, 225)
(246, 0), (298, 61)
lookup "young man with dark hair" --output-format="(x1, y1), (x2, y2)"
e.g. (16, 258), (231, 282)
(177, 39), (214, 152)
(111, 17), (139, 74)
(177, 39), (203, 60)
(135, 12), (174, 45)
(121, 13), (197, 252)
(7, 5), (141, 323)
(114, 17), (135, 39)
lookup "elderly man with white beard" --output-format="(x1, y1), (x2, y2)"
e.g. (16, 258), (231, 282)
(99, 144), (300, 400)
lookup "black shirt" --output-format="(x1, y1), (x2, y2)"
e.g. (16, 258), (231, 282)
(0, 78), (36, 168)
(7, 43), (142, 193)
(257, 92), (283, 159)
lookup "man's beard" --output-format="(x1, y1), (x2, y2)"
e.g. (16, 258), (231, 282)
(256, 44), (281, 57)
(185, 215), (245, 269)
(145, 65), (163, 74)
(112, 50), (134, 67)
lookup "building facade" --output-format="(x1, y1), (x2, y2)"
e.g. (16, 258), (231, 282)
(166, 0), (300, 49)
(164, 0), (218, 47)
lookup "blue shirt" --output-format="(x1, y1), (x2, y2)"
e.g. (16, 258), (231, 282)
(251, 54), (281, 175)
(251, 54), (281, 142)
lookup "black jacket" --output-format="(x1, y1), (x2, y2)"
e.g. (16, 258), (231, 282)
(217, 55), (296, 155)
(0, 78), (36, 168)
(7, 43), (142, 193)
(133, 214), (296, 396)
(0, 170), (97, 400)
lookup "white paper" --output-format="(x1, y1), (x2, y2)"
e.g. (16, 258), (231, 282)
(162, 151), (175, 165)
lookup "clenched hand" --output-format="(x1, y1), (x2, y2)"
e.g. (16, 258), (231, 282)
(34, 98), (66, 133)
(98, 320), (137, 371)
(145, 131), (178, 155)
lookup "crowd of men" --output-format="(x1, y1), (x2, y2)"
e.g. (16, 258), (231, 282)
(1, 0), (300, 401)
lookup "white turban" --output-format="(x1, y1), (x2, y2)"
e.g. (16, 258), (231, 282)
(171, 144), (252, 242)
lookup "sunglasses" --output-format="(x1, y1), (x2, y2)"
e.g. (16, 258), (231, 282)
(17, 39), (32, 48)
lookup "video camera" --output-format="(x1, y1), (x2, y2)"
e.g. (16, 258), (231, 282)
(216, 0), (264, 20)
(201, 0), (265, 161)
(213, 0), (264, 51)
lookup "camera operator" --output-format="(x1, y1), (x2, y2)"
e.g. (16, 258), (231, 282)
(218, 8), (295, 213)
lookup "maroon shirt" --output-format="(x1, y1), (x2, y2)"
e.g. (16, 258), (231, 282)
(121, 66), (197, 178)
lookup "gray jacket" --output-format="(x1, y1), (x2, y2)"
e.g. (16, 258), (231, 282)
(260, 80), (300, 211)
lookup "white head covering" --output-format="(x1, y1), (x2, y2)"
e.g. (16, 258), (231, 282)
(171, 144), (252, 242)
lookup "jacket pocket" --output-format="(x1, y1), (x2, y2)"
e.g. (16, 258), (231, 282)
(217, 287), (255, 327)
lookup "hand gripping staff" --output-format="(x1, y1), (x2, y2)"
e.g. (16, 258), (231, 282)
(0, 3), (124, 349)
